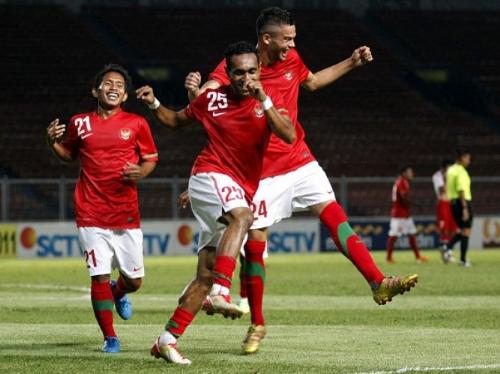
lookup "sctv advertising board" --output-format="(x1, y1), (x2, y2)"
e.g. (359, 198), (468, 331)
(319, 216), (486, 251)
(13, 218), (320, 258)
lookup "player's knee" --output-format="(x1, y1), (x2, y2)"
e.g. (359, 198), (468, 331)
(125, 277), (142, 292)
(235, 209), (254, 230)
(92, 274), (111, 283)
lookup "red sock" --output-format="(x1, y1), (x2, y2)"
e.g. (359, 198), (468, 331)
(244, 240), (266, 326)
(386, 236), (397, 261)
(91, 280), (116, 338)
(320, 202), (385, 287)
(212, 255), (236, 289)
(409, 235), (421, 258)
(112, 276), (137, 300)
(165, 307), (194, 338)
(239, 254), (248, 299)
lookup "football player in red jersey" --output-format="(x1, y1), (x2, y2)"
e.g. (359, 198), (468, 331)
(182, 7), (418, 353)
(432, 159), (458, 260)
(46, 64), (158, 354)
(136, 41), (295, 365)
(386, 166), (428, 263)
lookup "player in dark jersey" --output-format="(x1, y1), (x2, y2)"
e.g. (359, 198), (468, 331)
(136, 41), (295, 365)
(46, 64), (158, 353)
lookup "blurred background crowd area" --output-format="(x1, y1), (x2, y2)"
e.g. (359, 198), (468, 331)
(0, 0), (499, 220)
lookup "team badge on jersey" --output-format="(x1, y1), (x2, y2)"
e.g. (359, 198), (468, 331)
(254, 104), (264, 118)
(120, 128), (131, 140)
(284, 71), (293, 81)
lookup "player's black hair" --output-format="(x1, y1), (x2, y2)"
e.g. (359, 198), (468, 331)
(441, 158), (453, 168)
(400, 165), (413, 174)
(224, 41), (259, 70)
(93, 63), (132, 92)
(456, 148), (471, 159)
(256, 6), (294, 36)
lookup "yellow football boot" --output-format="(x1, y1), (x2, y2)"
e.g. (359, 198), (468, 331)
(372, 274), (418, 305)
(242, 325), (267, 354)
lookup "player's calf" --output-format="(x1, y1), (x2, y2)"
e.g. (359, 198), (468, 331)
(111, 280), (133, 320)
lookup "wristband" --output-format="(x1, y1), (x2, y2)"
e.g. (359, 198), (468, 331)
(148, 98), (161, 110)
(262, 96), (273, 111)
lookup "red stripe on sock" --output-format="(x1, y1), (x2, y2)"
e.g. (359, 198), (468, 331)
(91, 280), (116, 338)
(320, 202), (384, 286)
(213, 255), (236, 289)
(166, 307), (194, 337)
(245, 240), (266, 326)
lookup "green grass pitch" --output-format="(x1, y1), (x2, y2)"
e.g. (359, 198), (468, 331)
(1, 249), (500, 373)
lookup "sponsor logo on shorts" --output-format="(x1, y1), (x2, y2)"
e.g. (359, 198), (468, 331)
(133, 266), (143, 272)
(212, 111), (226, 117)
(120, 128), (131, 140)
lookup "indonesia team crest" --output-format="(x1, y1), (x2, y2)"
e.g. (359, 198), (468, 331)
(284, 71), (293, 80)
(254, 104), (264, 118)
(120, 128), (131, 140)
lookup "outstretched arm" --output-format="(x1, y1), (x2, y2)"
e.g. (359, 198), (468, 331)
(301, 46), (373, 92)
(185, 72), (221, 101)
(136, 85), (194, 128)
(246, 80), (296, 144)
(46, 118), (74, 162)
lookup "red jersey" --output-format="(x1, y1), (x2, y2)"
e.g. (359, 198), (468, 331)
(391, 176), (411, 218)
(185, 85), (286, 202)
(61, 109), (158, 229)
(209, 48), (315, 178)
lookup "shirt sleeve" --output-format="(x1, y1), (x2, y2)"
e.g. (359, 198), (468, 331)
(433, 172), (444, 189)
(456, 170), (468, 193)
(60, 116), (80, 159)
(292, 49), (311, 83)
(184, 93), (206, 122)
(136, 118), (159, 162)
(208, 59), (230, 86)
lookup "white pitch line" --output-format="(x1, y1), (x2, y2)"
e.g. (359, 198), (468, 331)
(0, 283), (89, 293)
(356, 363), (500, 374)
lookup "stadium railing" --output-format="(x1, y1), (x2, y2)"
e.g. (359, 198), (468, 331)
(1, 176), (499, 221)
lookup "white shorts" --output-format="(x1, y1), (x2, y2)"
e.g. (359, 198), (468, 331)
(250, 161), (335, 229)
(388, 218), (417, 237)
(189, 172), (250, 252)
(78, 227), (144, 278)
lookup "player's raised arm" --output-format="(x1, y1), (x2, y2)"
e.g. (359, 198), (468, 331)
(136, 85), (195, 128)
(246, 80), (296, 144)
(301, 46), (374, 92)
(185, 71), (221, 102)
(46, 118), (74, 162)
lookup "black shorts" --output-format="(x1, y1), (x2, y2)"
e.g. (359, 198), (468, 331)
(450, 199), (473, 229)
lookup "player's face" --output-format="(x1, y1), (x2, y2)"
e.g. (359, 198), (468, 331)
(461, 154), (471, 167)
(93, 71), (128, 109)
(227, 53), (260, 97)
(267, 24), (296, 62)
(404, 168), (414, 180)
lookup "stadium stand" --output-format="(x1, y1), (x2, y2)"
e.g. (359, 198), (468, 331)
(1, 4), (499, 218)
